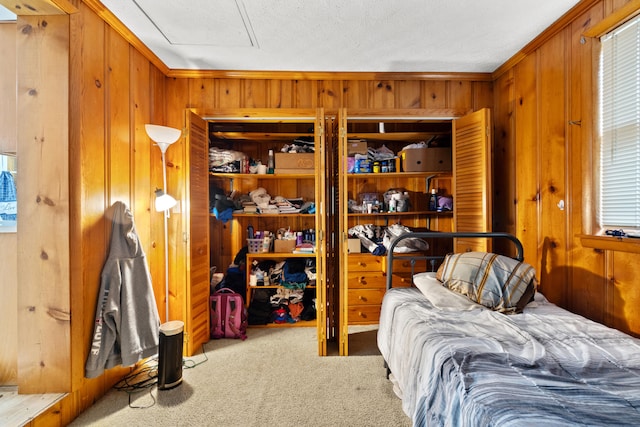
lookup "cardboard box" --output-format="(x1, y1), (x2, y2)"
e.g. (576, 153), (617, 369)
(347, 139), (368, 155)
(274, 239), (296, 253)
(347, 238), (362, 253)
(274, 153), (314, 170)
(401, 147), (451, 172)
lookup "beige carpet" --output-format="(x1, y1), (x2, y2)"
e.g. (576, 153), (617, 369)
(69, 326), (411, 427)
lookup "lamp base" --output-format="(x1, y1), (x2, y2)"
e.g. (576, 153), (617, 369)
(157, 320), (184, 390)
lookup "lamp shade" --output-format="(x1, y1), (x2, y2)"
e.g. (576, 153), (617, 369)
(155, 189), (177, 212)
(146, 124), (182, 153)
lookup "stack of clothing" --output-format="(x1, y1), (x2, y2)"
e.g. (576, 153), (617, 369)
(209, 147), (247, 173)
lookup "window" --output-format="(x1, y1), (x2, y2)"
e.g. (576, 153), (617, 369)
(599, 15), (640, 230)
(0, 154), (17, 227)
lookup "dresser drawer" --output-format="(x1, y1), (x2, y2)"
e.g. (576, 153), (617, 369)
(348, 289), (386, 306)
(381, 256), (429, 274)
(347, 272), (386, 289)
(347, 305), (381, 324)
(389, 273), (413, 288)
(348, 254), (384, 272)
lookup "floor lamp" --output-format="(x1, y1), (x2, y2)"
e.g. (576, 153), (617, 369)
(146, 124), (180, 321)
(146, 124), (184, 390)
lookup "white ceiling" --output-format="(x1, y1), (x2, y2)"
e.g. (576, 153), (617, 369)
(11, 1), (583, 73)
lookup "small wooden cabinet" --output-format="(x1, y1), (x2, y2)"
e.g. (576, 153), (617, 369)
(347, 254), (387, 324)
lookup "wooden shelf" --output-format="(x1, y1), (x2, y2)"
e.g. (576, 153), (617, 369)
(346, 131), (447, 141)
(209, 172), (315, 179)
(225, 213), (315, 218)
(246, 252), (316, 258)
(579, 234), (640, 254)
(248, 284), (316, 289)
(347, 171), (450, 178)
(249, 319), (316, 328)
(348, 210), (452, 217)
(211, 131), (314, 141)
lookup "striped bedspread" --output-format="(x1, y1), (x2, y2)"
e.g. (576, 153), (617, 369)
(377, 276), (640, 426)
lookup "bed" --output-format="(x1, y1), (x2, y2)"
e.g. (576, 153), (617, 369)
(378, 232), (640, 426)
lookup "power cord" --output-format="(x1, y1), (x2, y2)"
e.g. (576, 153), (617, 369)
(112, 342), (210, 409)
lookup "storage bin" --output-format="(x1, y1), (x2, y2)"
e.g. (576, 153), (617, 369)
(247, 238), (271, 253)
(400, 147), (451, 172)
(274, 153), (314, 170)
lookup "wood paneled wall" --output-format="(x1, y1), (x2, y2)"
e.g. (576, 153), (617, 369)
(493, 0), (640, 337)
(0, 22), (18, 387)
(0, 23), (16, 155)
(6, 0), (639, 424)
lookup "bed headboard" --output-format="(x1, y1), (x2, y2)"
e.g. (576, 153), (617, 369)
(385, 232), (525, 290)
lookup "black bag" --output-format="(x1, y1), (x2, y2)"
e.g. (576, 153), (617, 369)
(248, 289), (273, 325)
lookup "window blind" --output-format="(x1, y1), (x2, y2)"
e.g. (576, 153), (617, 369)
(600, 15), (640, 229)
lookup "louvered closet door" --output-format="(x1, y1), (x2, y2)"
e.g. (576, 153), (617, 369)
(452, 108), (493, 253)
(314, 108), (329, 356)
(185, 110), (211, 356)
(337, 108), (349, 356)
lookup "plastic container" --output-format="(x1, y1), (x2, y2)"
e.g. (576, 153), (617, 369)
(267, 149), (275, 174)
(429, 189), (439, 211)
(247, 238), (267, 253)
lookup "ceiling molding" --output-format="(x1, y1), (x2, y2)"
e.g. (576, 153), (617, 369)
(583, 0), (640, 37)
(165, 69), (493, 81)
(0, 0), (77, 15)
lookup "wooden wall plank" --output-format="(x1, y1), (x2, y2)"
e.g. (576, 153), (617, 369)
(69, 1), (100, 405)
(293, 80), (318, 108)
(130, 46), (153, 262)
(0, 232), (18, 385)
(422, 81), (447, 110)
(188, 78), (215, 111)
(447, 80), (473, 113)
(16, 14), (71, 393)
(215, 78), (242, 108)
(0, 22), (18, 387)
(537, 30), (569, 305)
(0, 23), (17, 154)
(106, 26), (132, 205)
(267, 80), (294, 108)
(319, 80), (342, 111)
(371, 80), (395, 108)
(394, 80), (422, 108)
(473, 81), (494, 110)
(343, 80), (370, 108)
(492, 71), (516, 256)
(513, 55), (540, 276)
(243, 79), (268, 108)
(611, 251), (640, 335)
(148, 64), (167, 327)
(566, 3), (607, 322)
(164, 77), (189, 324)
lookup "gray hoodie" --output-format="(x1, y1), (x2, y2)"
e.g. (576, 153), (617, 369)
(85, 201), (161, 378)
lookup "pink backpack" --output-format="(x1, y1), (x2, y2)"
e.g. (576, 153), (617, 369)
(210, 288), (248, 340)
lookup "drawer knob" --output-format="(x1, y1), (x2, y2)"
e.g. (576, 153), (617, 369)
(358, 295), (366, 301)
(358, 276), (366, 284)
(358, 311), (367, 318)
(358, 262), (365, 267)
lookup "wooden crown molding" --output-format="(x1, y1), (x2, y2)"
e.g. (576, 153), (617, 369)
(0, 0), (77, 15)
(583, 0), (640, 38)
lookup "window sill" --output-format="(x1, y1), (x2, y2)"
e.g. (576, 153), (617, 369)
(579, 234), (640, 254)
